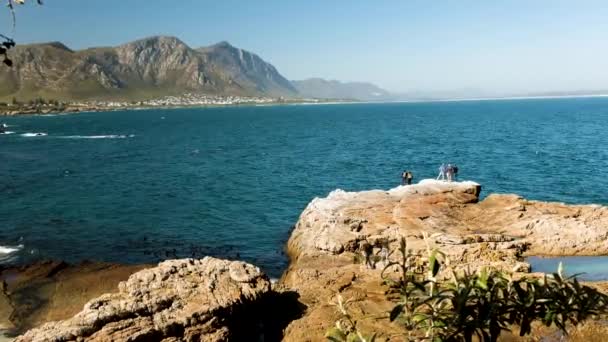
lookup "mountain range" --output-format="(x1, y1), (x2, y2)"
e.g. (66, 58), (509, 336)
(292, 78), (392, 101)
(0, 36), (391, 102)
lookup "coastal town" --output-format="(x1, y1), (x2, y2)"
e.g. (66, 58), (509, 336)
(0, 93), (329, 116)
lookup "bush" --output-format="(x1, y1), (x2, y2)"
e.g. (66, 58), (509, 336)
(327, 236), (608, 342)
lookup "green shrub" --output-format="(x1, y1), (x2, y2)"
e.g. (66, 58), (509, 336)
(327, 236), (608, 342)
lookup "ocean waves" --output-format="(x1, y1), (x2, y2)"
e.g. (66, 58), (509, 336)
(0, 244), (23, 263)
(58, 134), (135, 139)
(20, 132), (48, 137)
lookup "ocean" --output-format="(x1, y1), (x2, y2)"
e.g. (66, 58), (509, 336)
(1, 98), (607, 277)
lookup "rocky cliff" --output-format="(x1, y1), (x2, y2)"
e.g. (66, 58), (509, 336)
(15, 258), (272, 342)
(280, 179), (608, 340)
(7, 180), (608, 341)
(0, 36), (298, 101)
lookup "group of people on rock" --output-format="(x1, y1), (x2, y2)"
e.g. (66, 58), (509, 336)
(400, 163), (459, 185)
(437, 163), (458, 182)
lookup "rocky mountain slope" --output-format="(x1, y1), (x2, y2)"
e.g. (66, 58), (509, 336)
(0, 36), (298, 101)
(292, 78), (393, 101)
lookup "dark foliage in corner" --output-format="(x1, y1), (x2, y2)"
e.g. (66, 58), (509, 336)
(2, 0), (43, 66)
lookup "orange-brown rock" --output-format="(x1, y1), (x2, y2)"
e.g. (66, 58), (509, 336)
(281, 179), (608, 341)
(15, 257), (271, 342)
(0, 261), (146, 338)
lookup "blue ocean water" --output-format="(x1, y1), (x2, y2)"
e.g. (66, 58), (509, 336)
(1, 98), (607, 277)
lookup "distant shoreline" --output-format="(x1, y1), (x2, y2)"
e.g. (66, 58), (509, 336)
(393, 93), (608, 104)
(3, 93), (608, 117)
(0, 99), (356, 117)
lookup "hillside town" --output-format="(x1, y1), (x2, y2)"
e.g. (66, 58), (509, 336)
(0, 93), (328, 116)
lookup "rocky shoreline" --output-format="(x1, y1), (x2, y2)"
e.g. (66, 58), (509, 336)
(0, 99), (354, 117)
(3, 180), (608, 341)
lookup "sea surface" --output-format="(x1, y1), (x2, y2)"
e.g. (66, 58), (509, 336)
(527, 256), (608, 281)
(1, 98), (607, 277)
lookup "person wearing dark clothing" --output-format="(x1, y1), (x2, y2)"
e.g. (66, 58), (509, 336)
(401, 170), (414, 185)
(406, 171), (413, 185)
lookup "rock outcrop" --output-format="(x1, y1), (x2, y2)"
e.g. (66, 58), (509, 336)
(15, 257), (271, 342)
(281, 179), (608, 341)
(9, 180), (608, 341)
(0, 261), (147, 337)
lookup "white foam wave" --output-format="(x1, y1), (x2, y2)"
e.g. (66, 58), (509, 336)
(0, 244), (22, 255)
(0, 244), (23, 263)
(0, 131), (15, 135)
(21, 132), (47, 137)
(59, 134), (134, 139)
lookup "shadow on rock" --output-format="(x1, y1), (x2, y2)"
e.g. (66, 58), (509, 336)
(228, 290), (307, 342)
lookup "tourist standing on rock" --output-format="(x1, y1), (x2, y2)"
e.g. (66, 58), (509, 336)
(452, 164), (459, 181)
(401, 170), (414, 185)
(437, 163), (447, 181)
(447, 164), (454, 182)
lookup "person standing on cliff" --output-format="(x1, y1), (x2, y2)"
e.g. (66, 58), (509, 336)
(446, 164), (454, 182)
(401, 170), (414, 185)
(406, 171), (413, 185)
(437, 163), (447, 181)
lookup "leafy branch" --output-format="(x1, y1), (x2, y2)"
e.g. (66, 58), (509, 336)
(325, 294), (377, 342)
(382, 236), (608, 341)
(328, 235), (608, 341)
(2, 0), (43, 66)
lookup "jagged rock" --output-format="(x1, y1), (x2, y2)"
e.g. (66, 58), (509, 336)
(281, 179), (608, 341)
(16, 257), (271, 342)
(435, 233), (515, 245)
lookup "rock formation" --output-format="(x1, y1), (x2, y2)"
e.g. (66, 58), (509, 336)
(8, 180), (608, 341)
(0, 261), (147, 336)
(281, 179), (608, 340)
(15, 258), (271, 342)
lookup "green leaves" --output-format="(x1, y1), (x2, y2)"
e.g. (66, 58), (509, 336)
(389, 304), (403, 321)
(325, 327), (347, 342)
(378, 237), (608, 341)
(331, 236), (608, 341)
(428, 248), (441, 279)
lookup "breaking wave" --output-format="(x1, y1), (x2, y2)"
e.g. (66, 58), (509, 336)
(21, 132), (48, 137)
(0, 244), (23, 263)
(59, 134), (135, 139)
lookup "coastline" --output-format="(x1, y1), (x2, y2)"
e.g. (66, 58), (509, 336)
(0, 98), (358, 117)
(5, 93), (608, 117)
(3, 180), (608, 341)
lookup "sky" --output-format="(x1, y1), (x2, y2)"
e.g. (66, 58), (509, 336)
(2, 0), (608, 96)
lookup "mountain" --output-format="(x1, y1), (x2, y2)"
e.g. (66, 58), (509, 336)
(197, 42), (297, 97)
(292, 78), (393, 101)
(0, 36), (298, 101)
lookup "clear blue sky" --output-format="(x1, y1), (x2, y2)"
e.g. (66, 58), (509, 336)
(3, 0), (608, 96)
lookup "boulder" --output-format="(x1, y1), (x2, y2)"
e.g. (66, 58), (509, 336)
(16, 257), (271, 342)
(281, 179), (608, 341)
